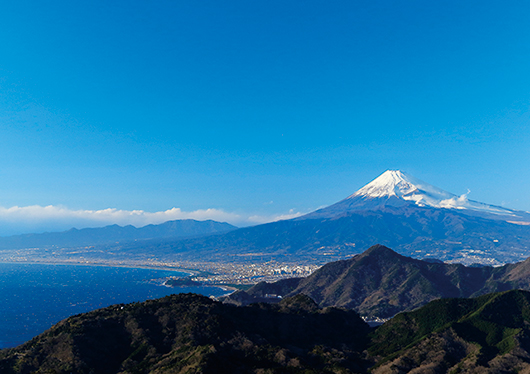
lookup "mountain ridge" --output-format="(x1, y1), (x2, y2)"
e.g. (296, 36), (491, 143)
(0, 219), (237, 250)
(223, 244), (530, 318)
(5, 289), (530, 373)
(368, 289), (530, 373)
(0, 293), (371, 373)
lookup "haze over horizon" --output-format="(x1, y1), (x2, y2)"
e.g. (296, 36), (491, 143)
(1, 1), (529, 235)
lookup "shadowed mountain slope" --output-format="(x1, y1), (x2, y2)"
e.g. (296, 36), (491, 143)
(369, 289), (530, 373)
(5, 289), (530, 373)
(224, 245), (530, 318)
(0, 293), (370, 374)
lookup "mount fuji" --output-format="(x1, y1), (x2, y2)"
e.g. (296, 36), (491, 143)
(157, 170), (530, 265)
(24, 171), (530, 266)
(303, 170), (530, 223)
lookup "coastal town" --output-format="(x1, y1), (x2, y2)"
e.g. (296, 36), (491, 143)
(0, 246), (321, 286)
(167, 259), (320, 286)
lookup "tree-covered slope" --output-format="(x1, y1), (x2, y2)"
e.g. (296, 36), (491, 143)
(225, 245), (530, 318)
(368, 290), (530, 373)
(0, 293), (371, 374)
(5, 289), (530, 373)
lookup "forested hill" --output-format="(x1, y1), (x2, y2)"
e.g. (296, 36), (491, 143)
(369, 289), (530, 373)
(0, 293), (370, 374)
(224, 244), (530, 318)
(4, 290), (530, 373)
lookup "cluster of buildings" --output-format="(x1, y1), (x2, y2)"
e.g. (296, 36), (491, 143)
(171, 260), (321, 285)
(0, 247), (321, 286)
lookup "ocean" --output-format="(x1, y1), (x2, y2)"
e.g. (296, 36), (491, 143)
(0, 262), (229, 349)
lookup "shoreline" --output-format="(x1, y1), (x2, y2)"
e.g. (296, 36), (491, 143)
(0, 260), (234, 350)
(0, 260), (199, 277)
(0, 260), (240, 296)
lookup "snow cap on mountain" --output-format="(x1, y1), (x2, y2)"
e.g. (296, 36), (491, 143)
(301, 170), (527, 221)
(351, 170), (454, 203)
(349, 170), (516, 214)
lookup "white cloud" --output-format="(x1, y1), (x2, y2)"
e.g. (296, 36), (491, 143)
(438, 189), (471, 209)
(0, 205), (242, 236)
(247, 209), (304, 224)
(0, 205), (239, 224)
(0, 204), (309, 236)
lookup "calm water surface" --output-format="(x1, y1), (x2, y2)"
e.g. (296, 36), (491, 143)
(0, 263), (228, 349)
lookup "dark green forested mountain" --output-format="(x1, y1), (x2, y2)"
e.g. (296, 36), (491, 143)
(5, 290), (530, 373)
(224, 244), (530, 318)
(369, 289), (530, 373)
(0, 293), (370, 374)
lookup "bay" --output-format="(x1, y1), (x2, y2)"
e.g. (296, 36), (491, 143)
(0, 262), (229, 349)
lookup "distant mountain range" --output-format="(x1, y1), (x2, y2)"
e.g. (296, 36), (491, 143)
(3, 170), (530, 265)
(4, 289), (530, 373)
(223, 244), (530, 318)
(123, 170), (530, 265)
(0, 219), (236, 250)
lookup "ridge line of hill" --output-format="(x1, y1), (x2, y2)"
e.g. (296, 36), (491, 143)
(5, 289), (530, 373)
(223, 244), (530, 318)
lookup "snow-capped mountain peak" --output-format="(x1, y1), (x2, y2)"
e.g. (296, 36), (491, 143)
(351, 170), (454, 203)
(301, 170), (529, 221)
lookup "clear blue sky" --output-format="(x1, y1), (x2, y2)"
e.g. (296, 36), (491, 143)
(1, 1), (529, 235)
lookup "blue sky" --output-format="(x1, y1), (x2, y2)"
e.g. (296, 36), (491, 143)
(1, 1), (529, 235)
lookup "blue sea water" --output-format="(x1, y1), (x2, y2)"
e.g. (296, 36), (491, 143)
(0, 263), (229, 349)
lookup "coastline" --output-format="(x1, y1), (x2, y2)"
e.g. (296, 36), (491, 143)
(0, 260), (199, 277)
(0, 262), (232, 350)
(0, 260), (239, 297)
